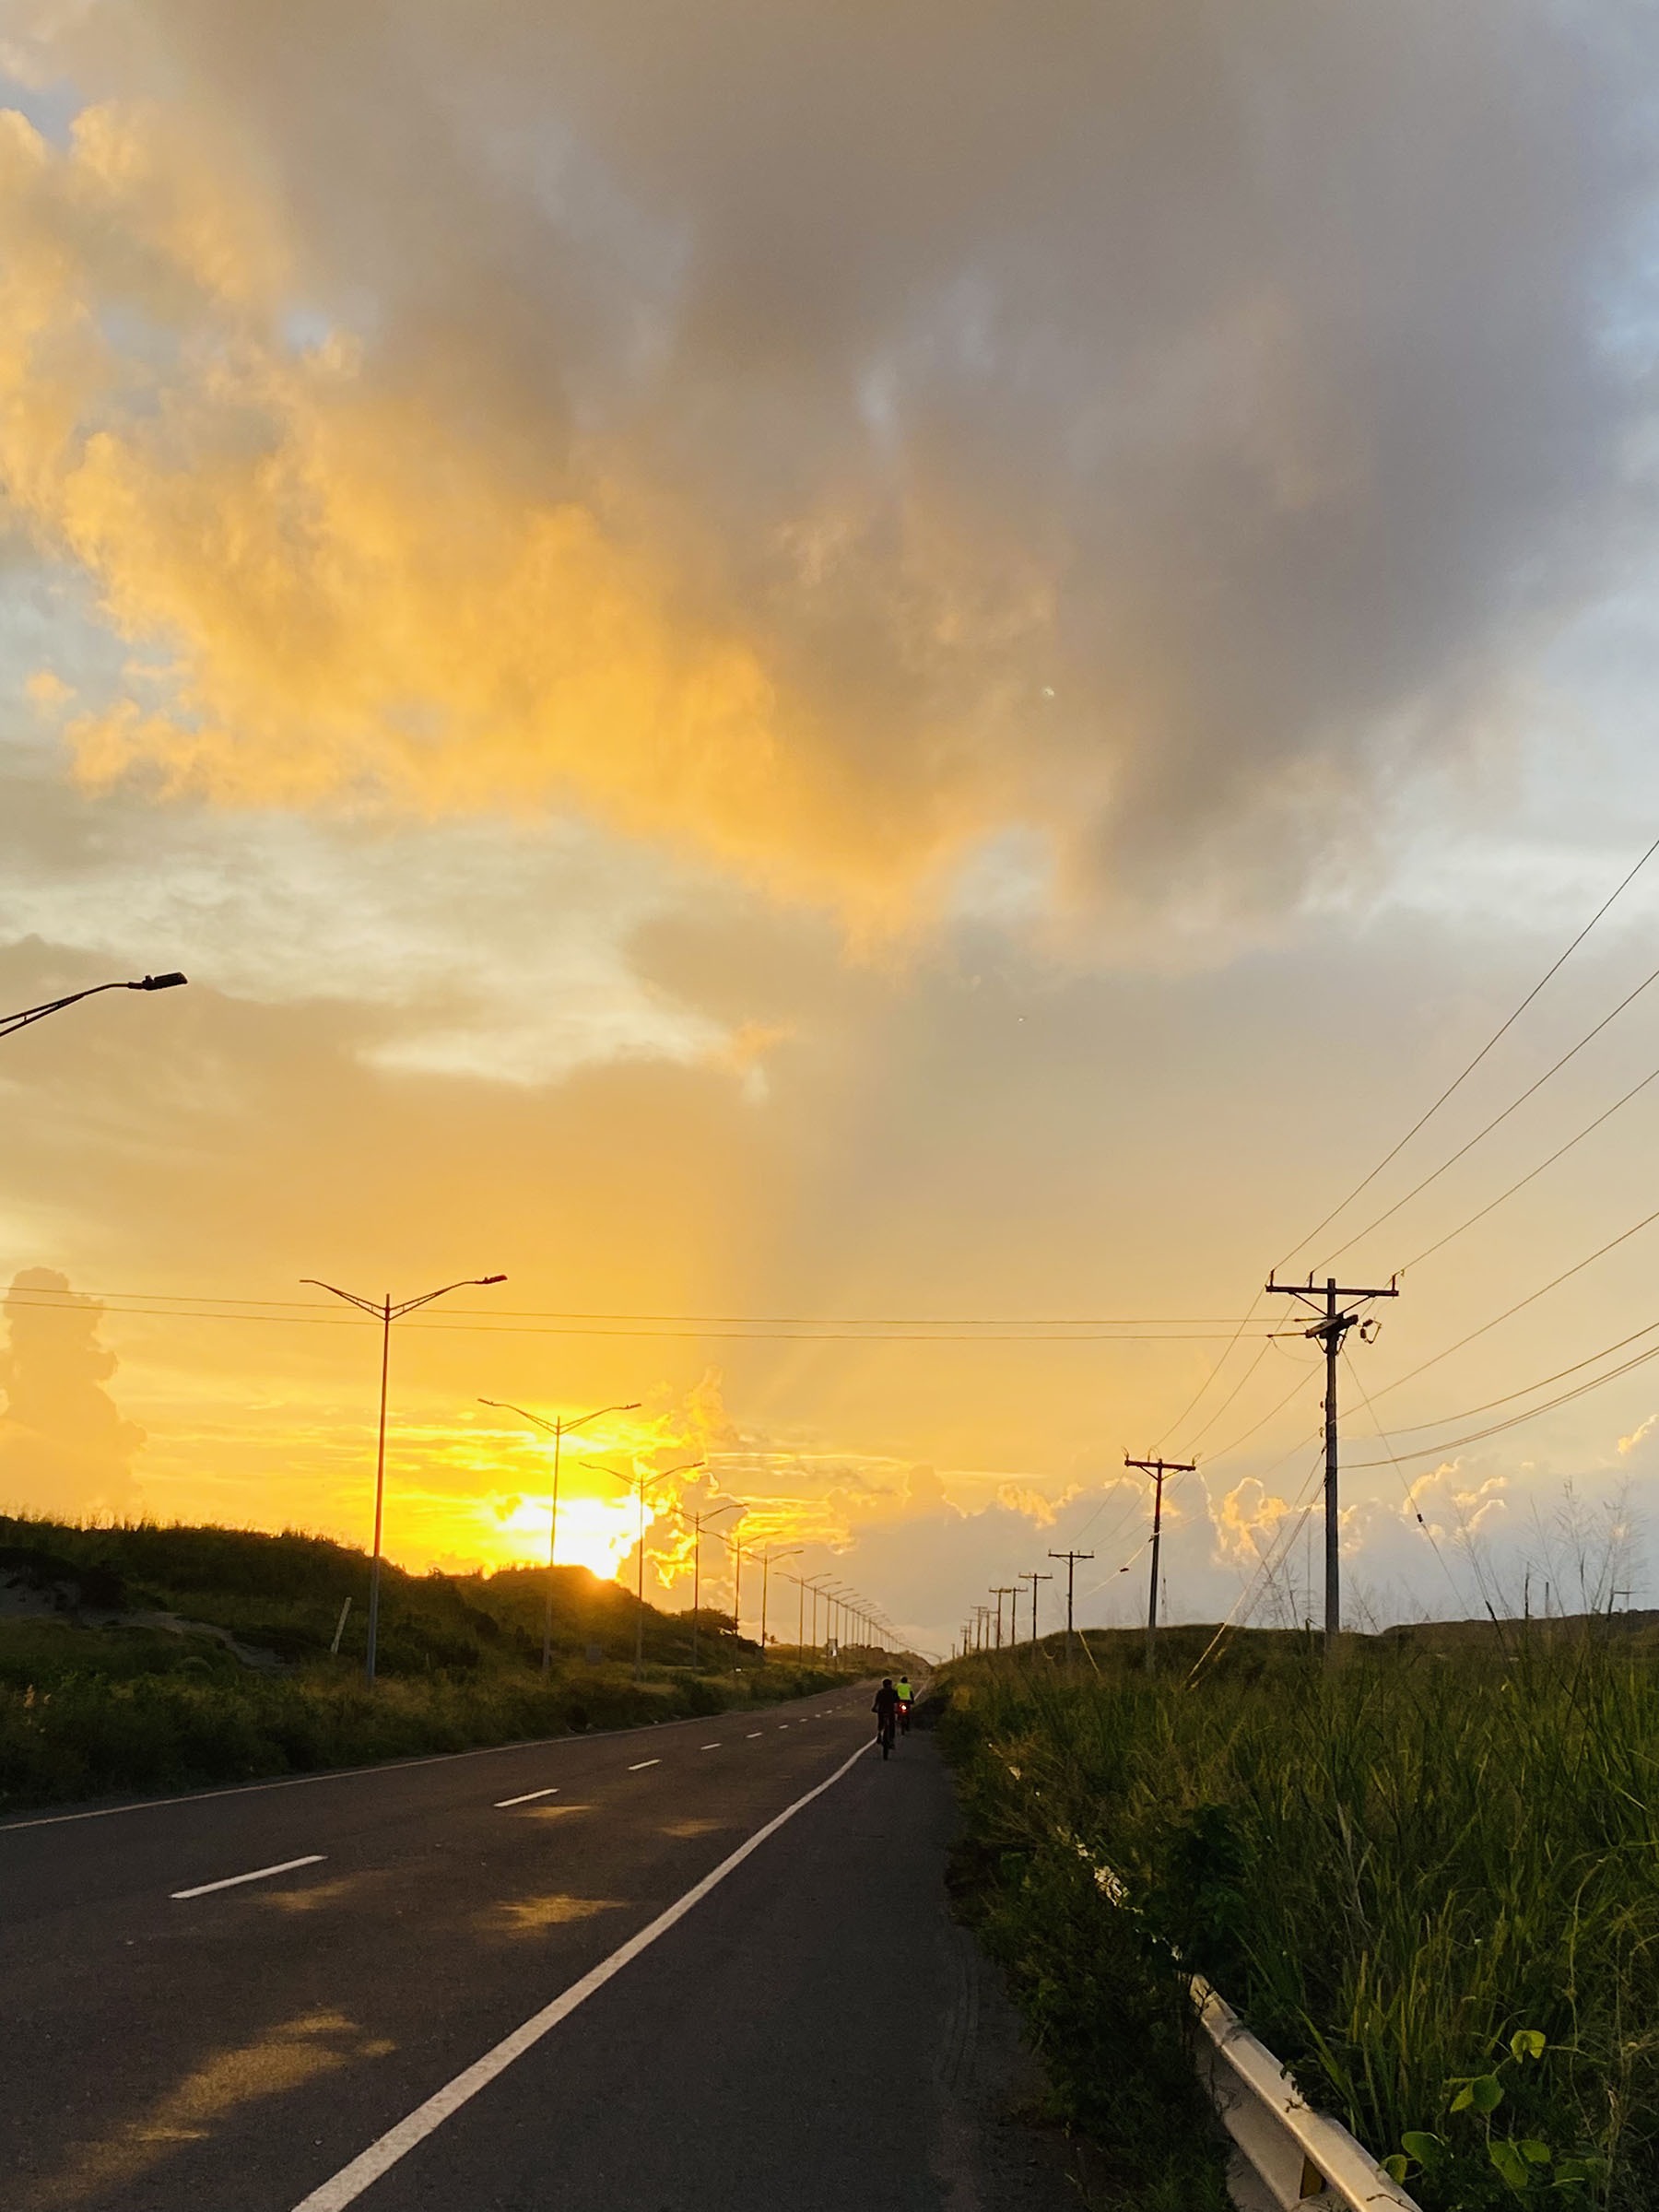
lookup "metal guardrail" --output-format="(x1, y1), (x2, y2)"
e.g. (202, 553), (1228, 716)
(1192, 1978), (1422, 2212)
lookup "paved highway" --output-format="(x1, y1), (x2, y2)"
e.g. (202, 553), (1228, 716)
(2, 1686), (1075, 2210)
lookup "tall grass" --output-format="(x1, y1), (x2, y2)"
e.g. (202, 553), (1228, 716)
(940, 1630), (1659, 2212)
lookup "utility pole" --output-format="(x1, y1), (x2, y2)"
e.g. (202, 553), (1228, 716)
(989, 1585), (1017, 1648)
(1048, 1549), (1094, 1665)
(1019, 1571), (1053, 1649)
(1124, 1455), (1194, 1677)
(1265, 1272), (1399, 1666)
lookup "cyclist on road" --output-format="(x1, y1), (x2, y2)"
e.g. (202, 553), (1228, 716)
(895, 1675), (913, 1733)
(872, 1677), (901, 1758)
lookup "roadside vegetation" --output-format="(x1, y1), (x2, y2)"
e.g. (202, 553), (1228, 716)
(0, 1513), (868, 1813)
(939, 1623), (1659, 2212)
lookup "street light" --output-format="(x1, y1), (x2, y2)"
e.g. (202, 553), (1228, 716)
(590, 1459), (704, 1680)
(304, 1273), (506, 1684)
(759, 1547), (801, 1662)
(674, 1500), (742, 1666)
(801, 1573), (832, 1655)
(477, 1397), (641, 1673)
(2, 971), (187, 1041)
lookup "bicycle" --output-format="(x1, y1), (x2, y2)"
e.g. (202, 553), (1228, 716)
(877, 1712), (897, 1759)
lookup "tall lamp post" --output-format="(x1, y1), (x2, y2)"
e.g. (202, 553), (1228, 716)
(802, 1573), (832, 1654)
(727, 1533), (752, 1651)
(478, 1397), (640, 1672)
(824, 1583), (853, 1661)
(304, 1273), (506, 1684)
(678, 1500), (742, 1666)
(2, 971), (187, 1041)
(592, 1460), (704, 1680)
(759, 1547), (801, 1662)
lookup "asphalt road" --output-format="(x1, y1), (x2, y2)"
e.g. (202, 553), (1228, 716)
(2, 1687), (1076, 2211)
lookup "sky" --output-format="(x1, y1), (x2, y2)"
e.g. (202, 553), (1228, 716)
(6, 2), (1659, 1655)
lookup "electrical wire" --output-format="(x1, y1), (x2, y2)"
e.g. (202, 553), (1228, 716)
(0, 1291), (1283, 1335)
(0, 1284), (1271, 1331)
(1276, 827), (1659, 1271)
(1152, 1293), (1266, 1452)
(1184, 1336), (1276, 1451)
(1323, 949), (1659, 1267)
(1394, 1055), (1659, 1276)
(1185, 1446), (1326, 1684)
(1369, 1315), (1659, 1436)
(1347, 1335), (1659, 1468)
(1340, 1345), (1467, 1612)
(1370, 1196), (1659, 1405)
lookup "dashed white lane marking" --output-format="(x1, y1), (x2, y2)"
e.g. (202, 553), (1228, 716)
(745, 1732), (762, 1739)
(495, 1787), (559, 1808)
(171, 1854), (325, 1900)
(288, 1741), (873, 2212)
(778, 1724), (790, 1730)
(627, 1759), (661, 1772)
(700, 1743), (721, 1750)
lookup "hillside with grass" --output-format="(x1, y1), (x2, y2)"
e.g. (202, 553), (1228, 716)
(0, 1514), (874, 1814)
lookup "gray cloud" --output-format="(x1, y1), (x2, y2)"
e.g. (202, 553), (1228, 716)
(16, 0), (1653, 935)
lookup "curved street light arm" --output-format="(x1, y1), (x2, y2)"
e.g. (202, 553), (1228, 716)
(301, 1277), (387, 1320)
(1, 971), (187, 1042)
(393, 1275), (505, 1319)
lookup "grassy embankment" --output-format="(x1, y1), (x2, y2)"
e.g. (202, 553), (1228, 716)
(939, 1623), (1659, 2212)
(0, 1514), (873, 1814)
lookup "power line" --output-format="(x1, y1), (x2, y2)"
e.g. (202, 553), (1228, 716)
(1324, 949), (1659, 1266)
(1277, 827), (1659, 1270)
(0, 1284), (1269, 1330)
(1152, 1295), (1266, 1452)
(1184, 1336), (1275, 1450)
(1339, 1344), (1467, 1614)
(1372, 1315), (1659, 1436)
(1347, 1335), (1659, 1469)
(1371, 1196), (1659, 1404)
(1394, 1053), (1659, 1274)
(0, 1292), (1277, 1345)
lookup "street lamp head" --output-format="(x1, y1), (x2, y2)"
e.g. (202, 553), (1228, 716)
(132, 972), (187, 992)
(477, 1275), (507, 1285)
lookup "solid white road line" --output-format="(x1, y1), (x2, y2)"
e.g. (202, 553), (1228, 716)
(626, 1759), (660, 1772)
(171, 1854), (325, 1900)
(494, 1788), (559, 1808)
(288, 1739), (873, 2212)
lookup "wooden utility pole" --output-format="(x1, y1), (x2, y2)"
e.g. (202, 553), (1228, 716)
(1048, 1549), (1094, 1665)
(1265, 1272), (1399, 1666)
(1124, 1454), (1194, 1676)
(988, 1585), (1018, 1649)
(1019, 1570), (1053, 1649)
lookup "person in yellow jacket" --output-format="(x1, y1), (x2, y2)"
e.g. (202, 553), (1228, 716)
(895, 1675), (912, 1732)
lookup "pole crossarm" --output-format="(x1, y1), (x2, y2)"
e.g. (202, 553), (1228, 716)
(1265, 1275), (1402, 1665)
